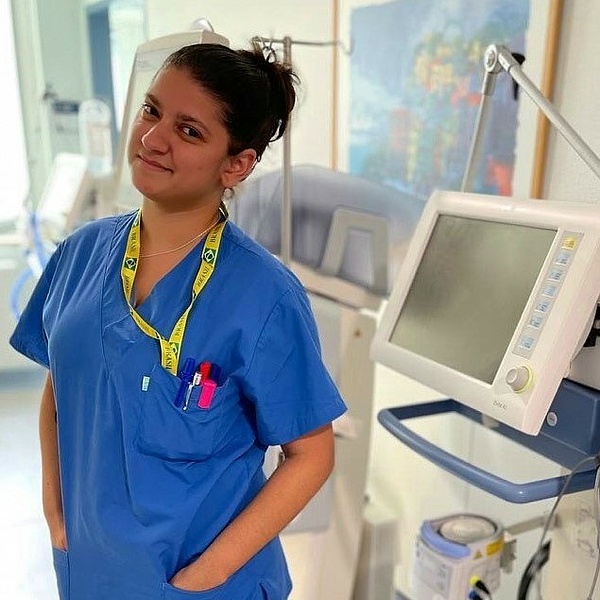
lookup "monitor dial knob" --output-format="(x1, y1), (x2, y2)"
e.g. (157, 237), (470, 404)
(506, 366), (532, 393)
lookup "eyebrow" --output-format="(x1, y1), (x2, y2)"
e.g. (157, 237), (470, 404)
(145, 93), (211, 135)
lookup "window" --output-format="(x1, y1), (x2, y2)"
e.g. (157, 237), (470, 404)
(0, 0), (29, 222)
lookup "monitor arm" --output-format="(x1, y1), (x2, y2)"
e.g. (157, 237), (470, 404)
(461, 44), (600, 193)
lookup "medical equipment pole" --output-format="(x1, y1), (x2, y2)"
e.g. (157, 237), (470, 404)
(251, 36), (348, 266)
(462, 44), (600, 193)
(281, 36), (293, 266)
(461, 51), (502, 192)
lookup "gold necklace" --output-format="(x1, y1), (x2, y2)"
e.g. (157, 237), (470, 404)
(139, 214), (220, 259)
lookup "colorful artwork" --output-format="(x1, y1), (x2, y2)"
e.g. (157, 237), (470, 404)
(349, 0), (530, 198)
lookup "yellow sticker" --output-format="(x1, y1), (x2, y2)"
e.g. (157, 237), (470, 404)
(486, 538), (504, 556)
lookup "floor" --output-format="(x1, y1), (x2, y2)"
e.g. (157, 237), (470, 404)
(0, 368), (57, 600)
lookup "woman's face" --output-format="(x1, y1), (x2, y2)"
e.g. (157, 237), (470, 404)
(128, 67), (243, 211)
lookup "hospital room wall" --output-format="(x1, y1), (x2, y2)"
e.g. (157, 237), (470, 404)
(542, 0), (600, 203)
(36, 0), (91, 101)
(6, 1), (600, 597)
(10, 0), (92, 204)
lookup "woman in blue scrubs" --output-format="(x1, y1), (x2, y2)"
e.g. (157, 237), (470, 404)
(11, 42), (346, 600)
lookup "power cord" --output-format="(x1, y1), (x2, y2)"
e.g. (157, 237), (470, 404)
(582, 304), (600, 347)
(519, 454), (599, 599)
(516, 541), (550, 600)
(586, 465), (600, 600)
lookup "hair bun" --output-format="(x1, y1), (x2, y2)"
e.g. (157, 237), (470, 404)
(243, 41), (298, 145)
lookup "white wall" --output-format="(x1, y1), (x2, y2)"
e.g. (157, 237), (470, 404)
(11, 0), (91, 205)
(37, 0), (91, 102)
(10, 0), (52, 206)
(543, 0), (600, 204)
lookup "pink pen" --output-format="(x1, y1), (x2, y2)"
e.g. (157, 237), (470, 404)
(197, 379), (217, 409)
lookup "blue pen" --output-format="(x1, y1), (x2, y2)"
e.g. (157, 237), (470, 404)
(174, 357), (196, 408)
(209, 363), (221, 385)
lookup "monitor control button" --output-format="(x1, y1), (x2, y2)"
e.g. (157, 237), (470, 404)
(506, 366), (532, 393)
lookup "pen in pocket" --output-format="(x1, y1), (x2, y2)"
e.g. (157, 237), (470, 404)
(199, 362), (212, 383)
(183, 362), (202, 410)
(174, 358), (196, 408)
(209, 363), (221, 384)
(183, 361), (213, 410)
(198, 379), (217, 409)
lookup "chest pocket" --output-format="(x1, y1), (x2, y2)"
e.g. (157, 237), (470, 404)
(135, 363), (231, 461)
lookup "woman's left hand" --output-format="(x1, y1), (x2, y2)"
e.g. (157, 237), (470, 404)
(169, 563), (228, 592)
(169, 425), (335, 593)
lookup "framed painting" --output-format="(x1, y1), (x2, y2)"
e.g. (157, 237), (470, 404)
(334, 0), (562, 200)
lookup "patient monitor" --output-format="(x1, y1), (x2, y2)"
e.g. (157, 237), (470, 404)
(372, 190), (600, 435)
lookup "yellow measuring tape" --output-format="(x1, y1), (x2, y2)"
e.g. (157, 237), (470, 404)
(120, 209), (226, 374)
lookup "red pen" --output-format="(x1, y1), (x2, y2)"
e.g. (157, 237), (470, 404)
(199, 362), (211, 383)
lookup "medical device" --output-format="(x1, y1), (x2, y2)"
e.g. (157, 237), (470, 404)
(110, 27), (229, 215)
(250, 37), (348, 267)
(232, 164), (424, 297)
(372, 190), (600, 436)
(34, 152), (92, 245)
(79, 98), (113, 177)
(370, 39), (600, 505)
(412, 513), (503, 600)
(9, 153), (92, 320)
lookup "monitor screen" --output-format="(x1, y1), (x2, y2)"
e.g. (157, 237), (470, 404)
(371, 191), (600, 434)
(389, 216), (556, 384)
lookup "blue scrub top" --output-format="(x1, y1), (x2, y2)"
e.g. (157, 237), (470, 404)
(10, 212), (347, 600)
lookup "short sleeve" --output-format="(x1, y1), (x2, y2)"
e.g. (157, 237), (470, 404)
(9, 245), (63, 368)
(244, 287), (347, 446)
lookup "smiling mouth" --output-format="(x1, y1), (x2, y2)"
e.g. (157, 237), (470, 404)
(138, 155), (172, 172)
